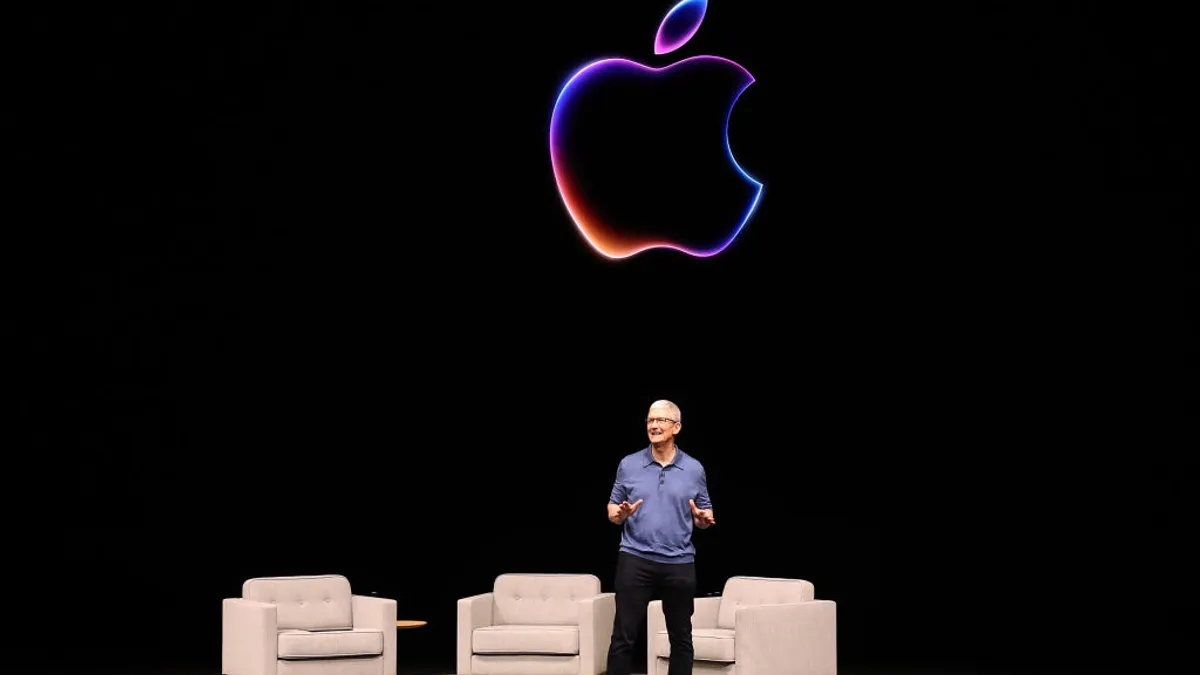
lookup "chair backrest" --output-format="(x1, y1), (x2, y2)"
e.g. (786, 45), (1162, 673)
(492, 573), (601, 626)
(717, 576), (815, 629)
(243, 574), (354, 631)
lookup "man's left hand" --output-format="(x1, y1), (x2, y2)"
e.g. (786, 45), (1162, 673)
(690, 499), (716, 529)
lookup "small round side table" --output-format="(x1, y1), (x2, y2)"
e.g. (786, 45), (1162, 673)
(396, 620), (427, 630)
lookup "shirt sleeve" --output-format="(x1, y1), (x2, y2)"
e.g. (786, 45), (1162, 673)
(609, 459), (628, 504)
(693, 466), (713, 510)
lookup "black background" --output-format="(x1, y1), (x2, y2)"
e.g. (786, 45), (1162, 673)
(10, 2), (1194, 674)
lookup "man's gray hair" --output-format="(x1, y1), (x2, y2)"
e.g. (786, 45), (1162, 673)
(649, 399), (681, 423)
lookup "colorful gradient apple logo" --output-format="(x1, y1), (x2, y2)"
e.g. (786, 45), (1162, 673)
(550, 0), (763, 259)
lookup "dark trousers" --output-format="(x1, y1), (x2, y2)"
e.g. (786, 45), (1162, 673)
(606, 551), (697, 675)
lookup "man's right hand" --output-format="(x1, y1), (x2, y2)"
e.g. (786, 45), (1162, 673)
(609, 499), (643, 524)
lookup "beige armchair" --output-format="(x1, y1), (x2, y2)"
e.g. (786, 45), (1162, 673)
(648, 576), (836, 675)
(456, 573), (615, 675)
(222, 574), (397, 675)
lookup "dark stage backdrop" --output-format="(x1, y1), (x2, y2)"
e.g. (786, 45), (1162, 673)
(12, 2), (1193, 675)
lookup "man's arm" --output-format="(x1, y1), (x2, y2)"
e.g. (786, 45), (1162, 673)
(694, 467), (713, 510)
(692, 467), (715, 528)
(608, 460), (627, 523)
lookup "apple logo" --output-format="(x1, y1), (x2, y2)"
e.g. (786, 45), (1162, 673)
(550, 0), (763, 259)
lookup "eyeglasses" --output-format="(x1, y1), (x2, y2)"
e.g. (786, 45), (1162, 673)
(645, 417), (678, 426)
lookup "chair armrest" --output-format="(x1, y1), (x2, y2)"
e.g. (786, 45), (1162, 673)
(694, 596), (721, 628)
(456, 592), (494, 675)
(578, 592), (615, 675)
(353, 595), (397, 675)
(648, 597), (720, 668)
(222, 598), (277, 675)
(735, 600), (836, 675)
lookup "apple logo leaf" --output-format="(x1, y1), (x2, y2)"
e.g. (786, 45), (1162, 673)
(654, 0), (708, 55)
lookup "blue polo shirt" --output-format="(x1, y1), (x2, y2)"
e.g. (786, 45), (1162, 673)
(609, 446), (713, 564)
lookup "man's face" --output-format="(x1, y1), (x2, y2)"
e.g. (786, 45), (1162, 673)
(645, 406), (680, 445)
